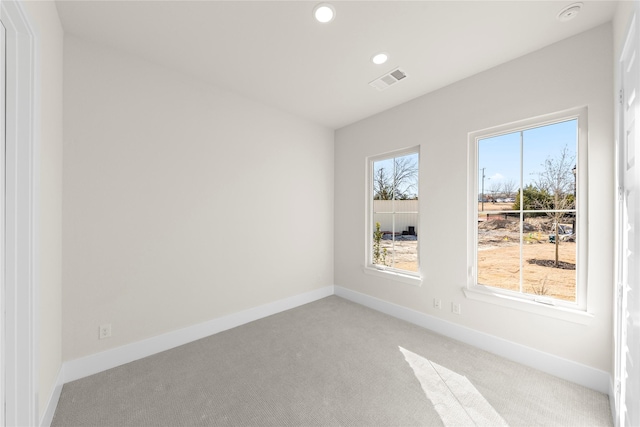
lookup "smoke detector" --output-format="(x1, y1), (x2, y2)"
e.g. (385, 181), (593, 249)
(369, 68), (408, 91)
(557, 3), (582, 22)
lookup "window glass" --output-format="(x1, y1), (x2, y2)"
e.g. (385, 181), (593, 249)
(477, 120), (577, 302)
(371, 151), (419, 274)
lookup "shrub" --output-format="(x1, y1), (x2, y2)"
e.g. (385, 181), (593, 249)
(373, 222), (388, 266)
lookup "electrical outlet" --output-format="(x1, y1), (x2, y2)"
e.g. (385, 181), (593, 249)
(99, 324), (112, 340)
(433, 298), (442, 309)
(452, 303), (461, 315)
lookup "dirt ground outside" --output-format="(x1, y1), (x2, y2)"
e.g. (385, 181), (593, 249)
(479, 201), (517, 212)
(376, 210), (576, 302)
(478, 239), (576, 301)
(477, 207), (576, 302)
(379, 240), (418, 272)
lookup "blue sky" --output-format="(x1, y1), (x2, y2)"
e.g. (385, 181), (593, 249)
(478, 119), (577, 194)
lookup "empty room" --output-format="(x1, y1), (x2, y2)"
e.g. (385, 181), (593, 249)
(1, 0), (639, 426)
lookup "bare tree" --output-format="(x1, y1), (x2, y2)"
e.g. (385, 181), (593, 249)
(373, 167), (393, 200)
(501, 179), (517, 199)
(488, 181), (502, 201)
(533, 145), (576, 267)
(373, 155), (418, 200)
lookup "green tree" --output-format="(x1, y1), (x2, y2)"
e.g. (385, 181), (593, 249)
(512, 185), (552, 214)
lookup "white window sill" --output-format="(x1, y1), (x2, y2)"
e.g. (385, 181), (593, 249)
(463, 286), (594, 325)
(362, 265), (422, 286)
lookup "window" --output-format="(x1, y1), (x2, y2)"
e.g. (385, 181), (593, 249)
(367, 148), (419, 279)
(468, 109), (586, 309)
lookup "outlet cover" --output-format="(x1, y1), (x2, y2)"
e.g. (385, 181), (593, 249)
(99, 324), (112, 339)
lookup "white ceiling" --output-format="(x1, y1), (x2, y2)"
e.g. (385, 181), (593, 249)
(55, 1), (618, 129)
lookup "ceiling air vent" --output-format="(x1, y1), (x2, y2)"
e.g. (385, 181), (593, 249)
(369, 68), (408, 91)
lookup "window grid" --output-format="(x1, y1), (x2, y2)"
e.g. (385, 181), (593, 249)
(469, 109), (586, 310)
(368, 148), (420, 277)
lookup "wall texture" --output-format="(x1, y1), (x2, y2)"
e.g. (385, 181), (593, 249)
(22, 0), (64, 418)
(62, 36), (334, 361)
(335, 24), (613, 372)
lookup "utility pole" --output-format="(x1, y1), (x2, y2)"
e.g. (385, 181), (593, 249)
(481, 167), (486, 212)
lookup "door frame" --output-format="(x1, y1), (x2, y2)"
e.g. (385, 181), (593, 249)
(0, 0), (38, 425)
(615, 6), (640, 427)
(0, 16), (5, 427)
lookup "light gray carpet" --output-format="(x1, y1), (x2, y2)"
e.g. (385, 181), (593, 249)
(52, 296), (612, 426)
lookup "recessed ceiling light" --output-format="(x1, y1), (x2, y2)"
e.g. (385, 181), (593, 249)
(313, 3), (335, 23)
(372, 53), (389, 65)
(557, 3), (582, 22)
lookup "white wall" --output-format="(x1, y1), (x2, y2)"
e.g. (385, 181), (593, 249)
(62, 36), (334, 361)
(22, 0), (64, 418)
(335, 24), (613, 372)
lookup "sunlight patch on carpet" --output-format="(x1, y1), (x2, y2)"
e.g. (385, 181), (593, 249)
(399, 346), (508, 426)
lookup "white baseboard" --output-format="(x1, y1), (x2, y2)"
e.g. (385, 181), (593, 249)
(63, 286), (334, 384)
(334, 285), (611, 394)
(39, 366), (65, 427)
(58, 283), (609, 412)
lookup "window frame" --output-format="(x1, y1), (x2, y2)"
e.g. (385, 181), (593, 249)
(365, 146), (422, 286)
(466, 107), (588, 314)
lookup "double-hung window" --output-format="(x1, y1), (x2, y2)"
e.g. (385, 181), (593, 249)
(367, 148), (420, 281)
(468, 108), (587, 309)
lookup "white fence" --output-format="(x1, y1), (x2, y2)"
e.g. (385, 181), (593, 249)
(373, 200), (418, 235)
